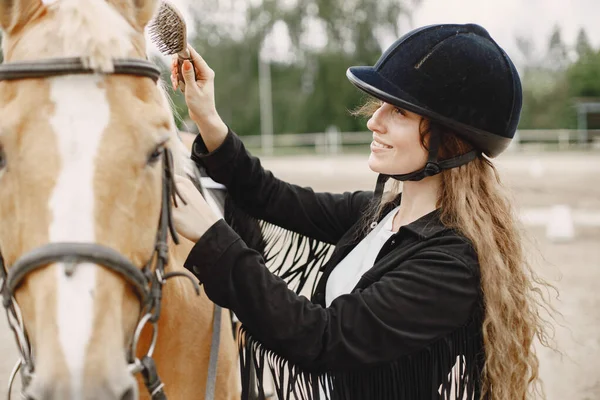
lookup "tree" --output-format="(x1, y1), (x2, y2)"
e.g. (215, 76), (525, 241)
(546, 24), (569, 70)
(575, 27), (593, 60)
(515, 25), (595, 130)
(173, 0), (421, 137)
(515, 34), (535, 66)
(567, 49), (600, 98)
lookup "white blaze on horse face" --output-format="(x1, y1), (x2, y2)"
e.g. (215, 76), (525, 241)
(48, 75), (110, 398)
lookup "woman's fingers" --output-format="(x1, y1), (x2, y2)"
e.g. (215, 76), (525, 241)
(170, 73), (177, 90)
(170, 56), (179, 90)
(168, 45), (214, 92)
(167, 44), (222, 128)
(181, 60), (198, 91)
(187, 44), (214, 81)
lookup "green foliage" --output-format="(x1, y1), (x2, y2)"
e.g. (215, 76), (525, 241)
(0, 3), (595, 133)
(171, 0), (418, 136)
(171, 3), (596, 133)
(567, 50), (600, 98)
(517, 26), (599, 129)
(269, 51), (376, 134)
(519, 73), (576, 129)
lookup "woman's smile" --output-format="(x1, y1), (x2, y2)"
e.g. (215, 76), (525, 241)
(371, 138), (393, 152)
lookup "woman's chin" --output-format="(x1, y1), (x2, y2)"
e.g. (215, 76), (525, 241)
(368, 154), (412, 176)
(368, 154), (389, 175)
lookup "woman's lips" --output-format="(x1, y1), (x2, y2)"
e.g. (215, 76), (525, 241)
(371, 140), (393, 152)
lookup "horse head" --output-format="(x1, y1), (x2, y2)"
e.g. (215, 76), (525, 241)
(0, 0), (195, 398)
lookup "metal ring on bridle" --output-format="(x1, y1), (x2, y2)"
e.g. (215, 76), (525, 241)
(7, 360), (21, 399)
(131, 313), (159, 360)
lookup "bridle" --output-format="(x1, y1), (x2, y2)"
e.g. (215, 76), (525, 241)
(0, 57), (200, 400)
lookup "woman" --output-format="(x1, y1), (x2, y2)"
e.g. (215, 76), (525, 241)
(171, 23), (555, 399)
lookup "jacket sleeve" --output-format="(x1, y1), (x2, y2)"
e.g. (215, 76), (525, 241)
(190, 128), (373, 245)
(185, 220), (480, 372)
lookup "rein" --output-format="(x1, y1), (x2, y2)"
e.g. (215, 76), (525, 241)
(0, 57), (207, 400)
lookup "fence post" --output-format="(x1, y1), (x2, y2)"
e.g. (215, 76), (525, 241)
(558, 130), (569, 150)
(326, 125), (341, 154)
(577, 104), (588, 148)
(258, 55), (274, 156)
(315, 134), (325, 154)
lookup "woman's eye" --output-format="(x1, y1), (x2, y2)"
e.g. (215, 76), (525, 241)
(393, 107), (406, 116)
(147, 147), (163, 165)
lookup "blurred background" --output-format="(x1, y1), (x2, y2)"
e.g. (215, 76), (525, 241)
(1, 0), (599, 399)
(157, 1), (599, 398)
(152, 0), (600, 156)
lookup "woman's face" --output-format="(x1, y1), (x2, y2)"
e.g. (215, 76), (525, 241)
(366, 102), (428, 176)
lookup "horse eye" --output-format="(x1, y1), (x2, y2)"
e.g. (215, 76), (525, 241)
(147, 146), (163, 165)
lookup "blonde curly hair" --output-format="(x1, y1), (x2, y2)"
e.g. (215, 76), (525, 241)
(353, 99), (558, 399)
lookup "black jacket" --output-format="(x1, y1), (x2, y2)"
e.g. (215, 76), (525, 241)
(184, 129), (485, 399)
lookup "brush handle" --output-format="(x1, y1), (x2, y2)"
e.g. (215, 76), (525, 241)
(177, 48), (196, 92)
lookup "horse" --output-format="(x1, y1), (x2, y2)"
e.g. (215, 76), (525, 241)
(0, 0), (243, 398)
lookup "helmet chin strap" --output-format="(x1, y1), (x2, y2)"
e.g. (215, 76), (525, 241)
(372, 131), (480, 203)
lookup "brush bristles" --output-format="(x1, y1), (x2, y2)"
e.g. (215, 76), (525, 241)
(147, 1), (188, 55)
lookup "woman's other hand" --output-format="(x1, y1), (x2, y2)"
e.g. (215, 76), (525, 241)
(171, 44), (228, 152)
(172, 175), (221, 243)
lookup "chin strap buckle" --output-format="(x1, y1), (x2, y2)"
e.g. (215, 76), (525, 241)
(423, 162), (441, 177)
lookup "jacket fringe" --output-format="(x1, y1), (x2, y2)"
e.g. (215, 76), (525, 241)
(224, 195), (335, 295)
(224, 195), (484, 400)
(238, 317), (484, 400)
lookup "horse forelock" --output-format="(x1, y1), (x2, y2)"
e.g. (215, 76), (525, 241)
(7, 0), (148, 71)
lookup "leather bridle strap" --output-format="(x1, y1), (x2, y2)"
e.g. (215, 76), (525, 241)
(0, 57), (161, 82)
(1, 243), (151, 309)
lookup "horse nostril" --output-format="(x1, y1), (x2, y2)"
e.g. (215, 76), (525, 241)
(120, 387), (136, 400)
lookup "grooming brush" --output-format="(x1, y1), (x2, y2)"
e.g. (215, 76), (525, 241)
(148, 1), (196, 92)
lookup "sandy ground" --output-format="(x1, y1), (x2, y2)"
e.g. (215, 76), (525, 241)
(1, 149), (599, 399)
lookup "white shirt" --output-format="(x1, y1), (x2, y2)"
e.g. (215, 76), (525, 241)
(325, 206), (400, 307)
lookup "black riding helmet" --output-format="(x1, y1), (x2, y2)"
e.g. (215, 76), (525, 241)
(346, 23), (523, 192)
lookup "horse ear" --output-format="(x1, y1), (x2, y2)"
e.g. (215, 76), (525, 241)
(132, 0), (158, 29)
(0, 0), (43, 34)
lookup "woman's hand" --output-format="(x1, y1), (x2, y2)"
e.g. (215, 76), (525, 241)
(170, 44), (228, 152)
(172, 175), (221, 243)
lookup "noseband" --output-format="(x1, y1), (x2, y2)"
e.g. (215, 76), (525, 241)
(0, 57), (199, 400)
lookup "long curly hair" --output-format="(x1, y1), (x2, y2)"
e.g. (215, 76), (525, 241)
(353, 99), (558, 399)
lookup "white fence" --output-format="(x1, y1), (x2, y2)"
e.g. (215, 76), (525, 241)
(239, 129), (600, 155)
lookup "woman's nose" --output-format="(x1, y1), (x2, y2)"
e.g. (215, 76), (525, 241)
(366, 105), (387, 134)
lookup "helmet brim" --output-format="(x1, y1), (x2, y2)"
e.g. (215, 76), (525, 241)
(347, 66), (512, 158)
